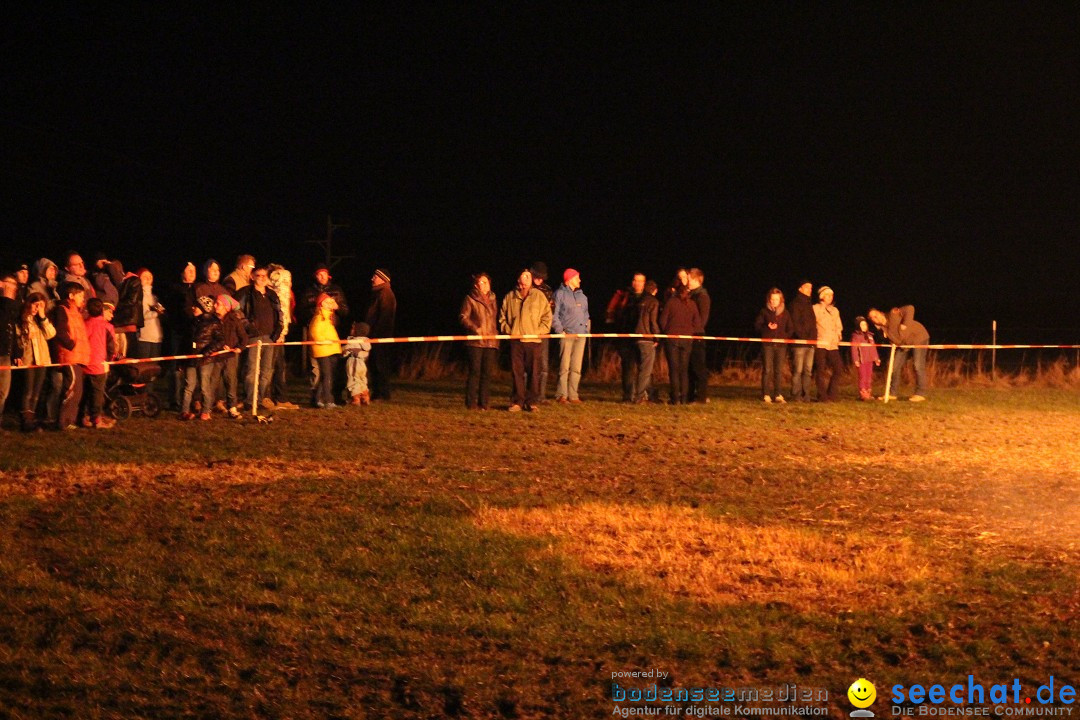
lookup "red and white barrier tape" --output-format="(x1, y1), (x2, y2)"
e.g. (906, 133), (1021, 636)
(2, 334), (1078, 372)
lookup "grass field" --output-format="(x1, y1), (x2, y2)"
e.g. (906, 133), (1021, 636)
(1, 380), (1078, 718)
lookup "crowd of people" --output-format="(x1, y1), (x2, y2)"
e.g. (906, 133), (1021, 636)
(0, 251), (930, 430)
(457, 263), (929, 412)
(0, 252), (396, 431)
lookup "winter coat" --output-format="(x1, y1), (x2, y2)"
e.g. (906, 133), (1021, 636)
(309, 310), (342, 359)
(635, 294), (660, 336)
(850, 330), (880, 365)
(193, 281), (228, 304)
(300, 282), (349, 325)
(789, 292), (817, 341)
(881, 305), (930, 346)
(364, 284), (396, 338)
(191, 314), (225, 365)
(220, 310), (250, 351)
(659, 295), (701, 337)
(29, 258), (61, 309)
(605, 288), (642, 331)
(113, 275), (144, 330)
(498, 287), (552, 343)
(167, 282), (198, 345)
(551, 284), (590, 334)
(343, 335), (371, 359)
(60, 271), (96, 299)
(90, 261), (124, 306)
(84, 315), (116, 376)
(236, 285), (283, 340)
(813, 303), (843, 351)
(0, 297), (18, 358)
(268, 267), (294, 339)
(52, 303), (90, 366)
(222, 269), (249, 296)
(689, 286), (711, 334)
(18, 314), (55, 366)
(459, 289), (499, 349)
(754, 303), (794, 340)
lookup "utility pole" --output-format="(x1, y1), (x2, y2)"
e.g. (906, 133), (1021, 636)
(308, 215), (354, 270)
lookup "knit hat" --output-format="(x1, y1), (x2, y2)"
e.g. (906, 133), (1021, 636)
(196, 295), (215, 314)
(563, 268), (580, 284)
(817, 285), (833, 299)
(529, 261), (548, 280)
(217, 294), (239, 312)
(374, 268), (391, 284)
(314, 263), (330, 275)
(854, 315), (868, 328)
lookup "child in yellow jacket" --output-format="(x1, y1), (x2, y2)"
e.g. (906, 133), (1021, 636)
(309, 293), (341, 408)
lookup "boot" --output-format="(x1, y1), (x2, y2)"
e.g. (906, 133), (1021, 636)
(360, 391), (370, 406)
(350, 394), (362, 405)
(21, 411), (40, 433)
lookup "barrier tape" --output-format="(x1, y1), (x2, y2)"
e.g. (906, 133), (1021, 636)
(2, 334), (1078, 372)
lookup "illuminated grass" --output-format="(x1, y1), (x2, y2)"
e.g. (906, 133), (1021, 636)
(0, 381), (1078, 717)
(476, 504), (936, 612)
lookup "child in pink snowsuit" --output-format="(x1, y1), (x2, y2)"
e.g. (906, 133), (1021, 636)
(850, 316), (880, 401)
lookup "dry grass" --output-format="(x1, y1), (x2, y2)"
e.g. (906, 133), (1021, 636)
(392, 341), (1080, 391)
(2, 383), (1080, 717)
(477, 503), (935, 613)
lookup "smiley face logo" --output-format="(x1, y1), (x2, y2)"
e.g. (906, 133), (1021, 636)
(848, 678), (876, 709)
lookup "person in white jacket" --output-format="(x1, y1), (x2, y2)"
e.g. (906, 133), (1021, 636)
(813, 286), (844, 401)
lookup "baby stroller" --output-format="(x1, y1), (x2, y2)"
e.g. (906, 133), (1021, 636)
(106, 361), (163, 420)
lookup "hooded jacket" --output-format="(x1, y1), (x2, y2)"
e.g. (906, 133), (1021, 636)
(28, 258), (60, 309)
(191, 313), (225, 365)
(881, 305), (930, 347)
(193, 260), (228, 303)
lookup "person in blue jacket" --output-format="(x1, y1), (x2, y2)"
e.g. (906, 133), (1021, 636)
(551, 268), (590, 404)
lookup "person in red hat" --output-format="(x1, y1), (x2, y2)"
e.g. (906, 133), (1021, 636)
(551, 268), (590, 404)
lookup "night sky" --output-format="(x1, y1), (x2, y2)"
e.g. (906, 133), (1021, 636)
(4, 6), (1079, 340)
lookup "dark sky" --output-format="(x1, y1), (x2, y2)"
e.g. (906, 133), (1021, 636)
(4, 5), (1079, 338)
